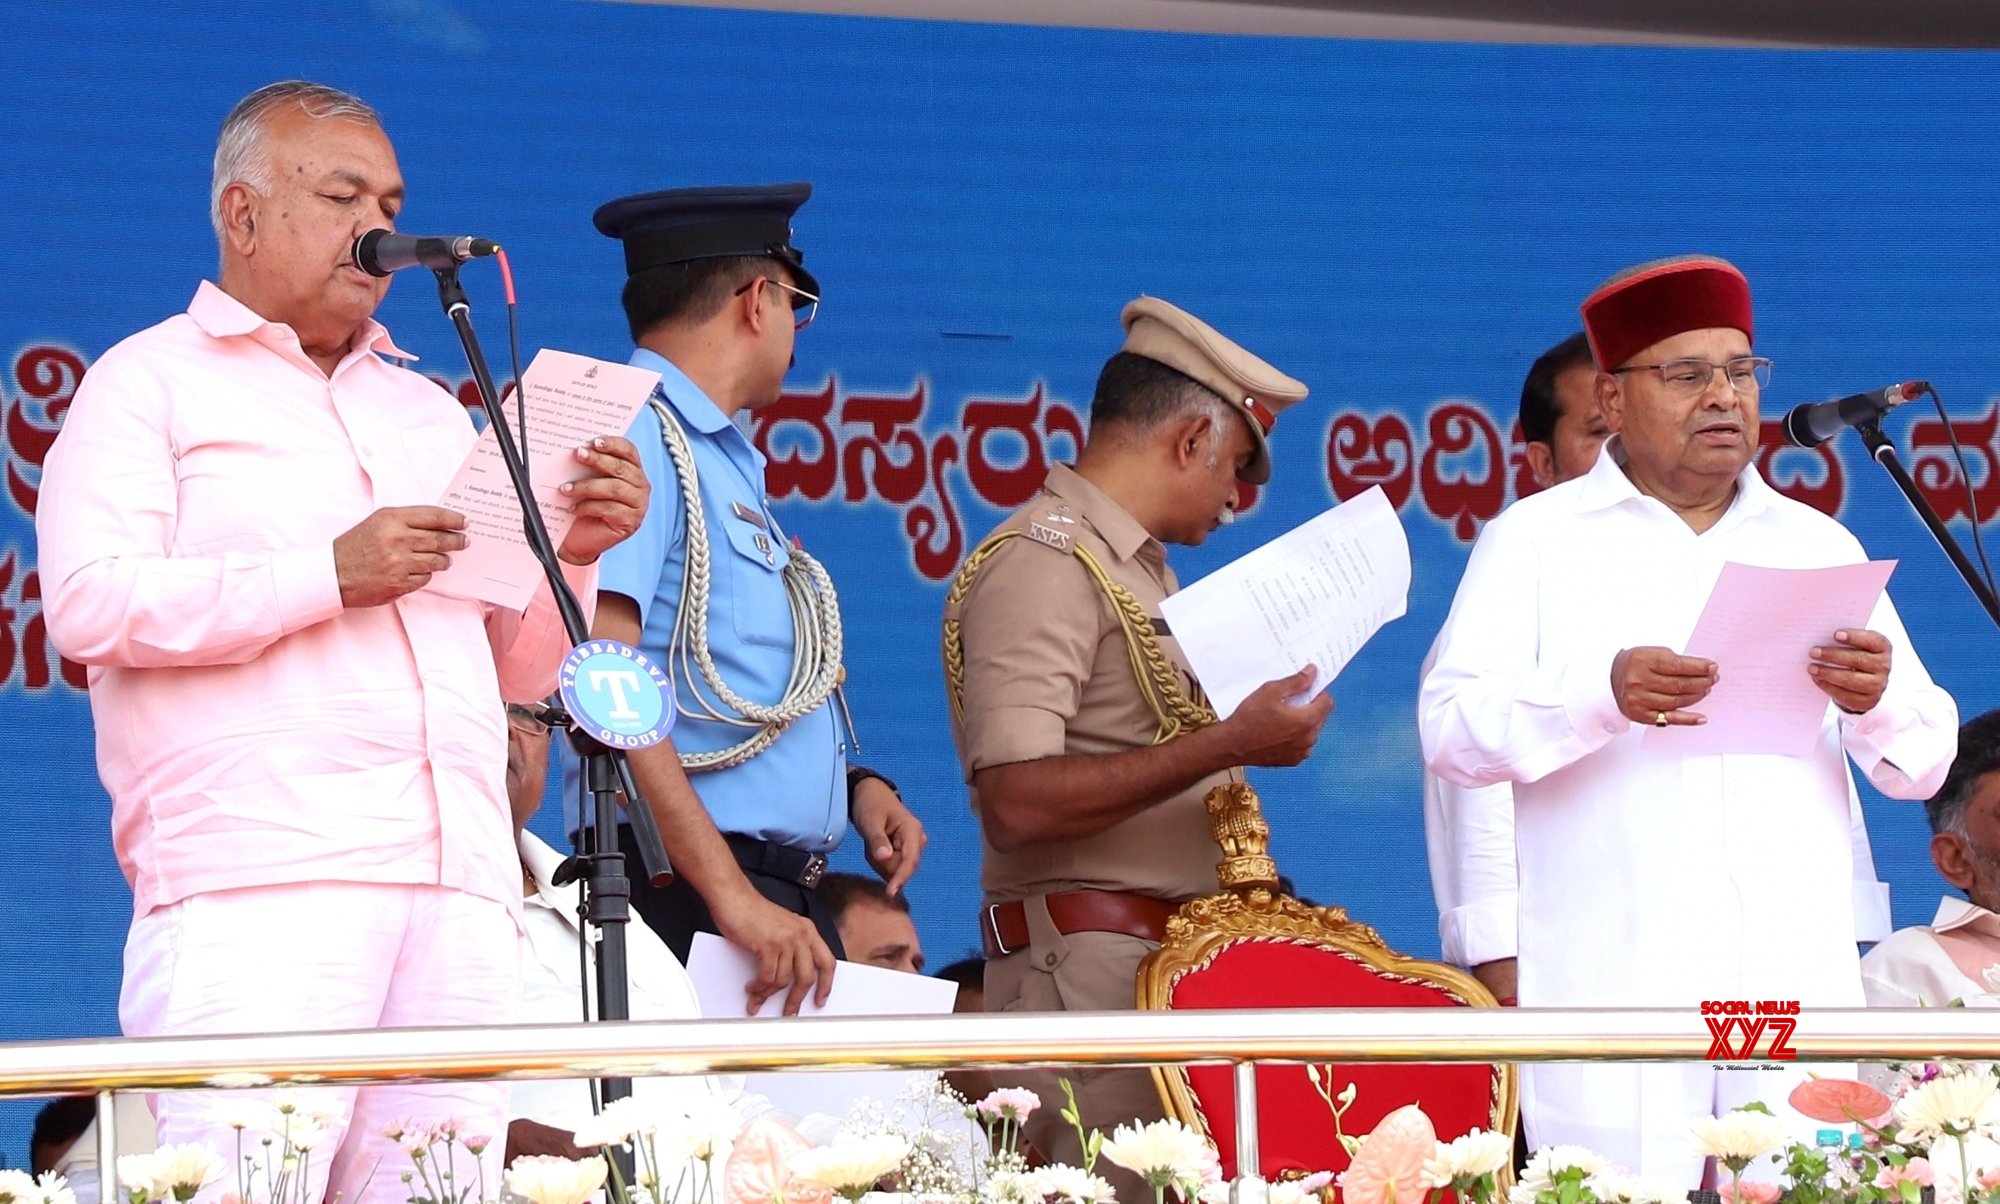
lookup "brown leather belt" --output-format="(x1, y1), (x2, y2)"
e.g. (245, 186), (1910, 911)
(980, 889), (1179, 959)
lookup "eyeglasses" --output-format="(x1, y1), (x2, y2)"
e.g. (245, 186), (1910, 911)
(506, 702), (558, 737)
(1611, 356), (1773, 398)
(733, 276), (819, 330)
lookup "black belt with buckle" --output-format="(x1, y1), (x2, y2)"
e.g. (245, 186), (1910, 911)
(724, 833), (828, 889)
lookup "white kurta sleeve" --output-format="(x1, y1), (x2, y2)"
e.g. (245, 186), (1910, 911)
(1838, 590), (1958, 801)
(1419, 511), (1630, 789)
(1427, 771), (1520, 966)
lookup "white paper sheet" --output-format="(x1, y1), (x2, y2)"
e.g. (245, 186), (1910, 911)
(428, 349), (660, 610)
(1159, 485), (1412, 718)
(1644, 559), (1897, 757)
(686, 932), (959, 1129)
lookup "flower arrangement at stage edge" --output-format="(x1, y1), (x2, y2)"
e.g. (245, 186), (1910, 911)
(1691, 1103), (1791, 1204)
(1767, 1063), (2000, 1204)
(0, 1169), (78, 1204)
(1894, 1071), (2000, 1149)
(118, 1142), (228, 1204)
(504, 1154), (609, 1204)
(1423, 1129), (1514, 1204)
(567, 1094), (747, 1204)
(1098, 1117), (1222, 1204)
(788, 1134), (912, 1202)
(1507, 1144), (1611, 1204)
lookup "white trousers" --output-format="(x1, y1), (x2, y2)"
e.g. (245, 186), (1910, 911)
(120, 882), (518, 1204)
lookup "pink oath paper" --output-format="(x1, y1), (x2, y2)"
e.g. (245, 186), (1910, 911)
(1643, 559), (1896, 758)
(428, 348), (660, 610)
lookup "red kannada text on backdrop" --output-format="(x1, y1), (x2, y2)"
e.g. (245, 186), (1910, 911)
(1321, 399), (2000, 532)
(6, 344), (2000, 604)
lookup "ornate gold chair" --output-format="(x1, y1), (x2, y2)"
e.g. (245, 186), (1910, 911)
(1137, 783), (1517, 1183)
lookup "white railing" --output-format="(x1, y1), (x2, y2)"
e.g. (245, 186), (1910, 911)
(8, 1008), (1994, 1193)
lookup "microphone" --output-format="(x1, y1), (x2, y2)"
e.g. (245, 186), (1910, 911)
(1781, 381), (1928, 449)
(351, 229), (499, 277)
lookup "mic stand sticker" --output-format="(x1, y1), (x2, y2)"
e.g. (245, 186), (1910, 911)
(560, 639), (676, 748)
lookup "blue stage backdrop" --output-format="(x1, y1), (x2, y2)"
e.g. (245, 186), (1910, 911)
(4, 0), (1999, 1163)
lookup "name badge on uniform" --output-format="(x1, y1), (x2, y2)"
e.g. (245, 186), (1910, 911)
(731, 501), (769, 530)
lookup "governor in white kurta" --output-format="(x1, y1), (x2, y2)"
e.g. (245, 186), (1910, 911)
(1419, 437), (1957, 1180)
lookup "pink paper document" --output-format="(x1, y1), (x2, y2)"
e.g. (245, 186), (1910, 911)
(1159, 485), (1411, 719)
(428, 349), (660, 610)
(1645, 559), (1896, 757)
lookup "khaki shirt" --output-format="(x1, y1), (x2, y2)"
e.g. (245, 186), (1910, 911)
(946, 463), (1238, 904)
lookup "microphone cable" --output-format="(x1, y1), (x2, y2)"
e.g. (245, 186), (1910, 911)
(1916, 382), (1998, 600)
(496, 248), (528, 464)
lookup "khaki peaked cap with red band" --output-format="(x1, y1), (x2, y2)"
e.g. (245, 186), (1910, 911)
(1119, 296), (1309, 485)
(1580, 254), (1754, 372)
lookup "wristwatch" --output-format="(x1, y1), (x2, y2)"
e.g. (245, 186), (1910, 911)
(846, 765), (900, 816)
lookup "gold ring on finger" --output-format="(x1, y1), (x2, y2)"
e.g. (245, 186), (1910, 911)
(1655, 711), (1669, 728)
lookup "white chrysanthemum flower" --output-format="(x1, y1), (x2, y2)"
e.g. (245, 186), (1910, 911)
(1589, 1173), (1679, 1204)
(1688, 1111), (1789, 1164)
(503, 1155), (609, 1204)
(1506, 1182), (1541, 1204)
(1896, 1071), (2000, 1146)
(270, 1088), (346, 1130)
(1521, 1145), (1611, 1188)
(146, 1143), (226, 1200)
(1098, 1119), (1218, 1191)
(790, 1134), (911, 1196)
(34, 1170), (77, 1204)
(1424, 1130), (1513, 1188)
(570, 1097), (653, 1150)
(204, 1098), (278, 1134)
(1030, 1164), (1117, 1204)
(116, 1153), (162, 1197)
(1196, 1181), (1233, 1204)
(980, 1169), (1042, 1204)
(1923, 1131), (2000, 1202)
(0, 1170), (40, 1204)
(676, 1096), (745, 1159)
(284, 1117), (330, 1153)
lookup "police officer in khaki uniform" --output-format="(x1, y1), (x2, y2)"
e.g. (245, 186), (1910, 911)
(943, 297), (1333, 1177)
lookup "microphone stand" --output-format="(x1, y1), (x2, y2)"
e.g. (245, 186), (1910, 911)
(429, 264), (673, 1149)
(1857, 420), (2000, 629)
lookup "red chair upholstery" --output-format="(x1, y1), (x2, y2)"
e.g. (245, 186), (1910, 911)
(1136, 785), (1516, 1188)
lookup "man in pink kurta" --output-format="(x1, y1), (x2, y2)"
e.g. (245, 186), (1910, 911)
(35, 81), (650, 1204)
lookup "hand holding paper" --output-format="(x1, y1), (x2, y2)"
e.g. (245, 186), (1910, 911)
(1643, 559), (1896, 756)
(1808, 626), (1894, 715)
(554, 435), (651, 567)
(428, 349), (660, 609)
(1219, 664), (1336, 766)
(1160, 485), (1411, 719)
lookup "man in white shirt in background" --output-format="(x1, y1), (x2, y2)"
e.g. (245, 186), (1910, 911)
(1864, 709), (2000, 1007)
(1420, 254), (1957, 1184)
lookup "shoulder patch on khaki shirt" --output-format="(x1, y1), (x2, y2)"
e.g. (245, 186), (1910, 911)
(1025, 520), (1073, 552)
(1024, 503), (1079, 552)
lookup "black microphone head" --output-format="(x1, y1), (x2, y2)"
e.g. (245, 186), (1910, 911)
(352, 228), (395, 278)
(1782, 403), (1828, 450)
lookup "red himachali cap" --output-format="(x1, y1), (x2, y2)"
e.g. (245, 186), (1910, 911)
(1580, 255), (1753, 372)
